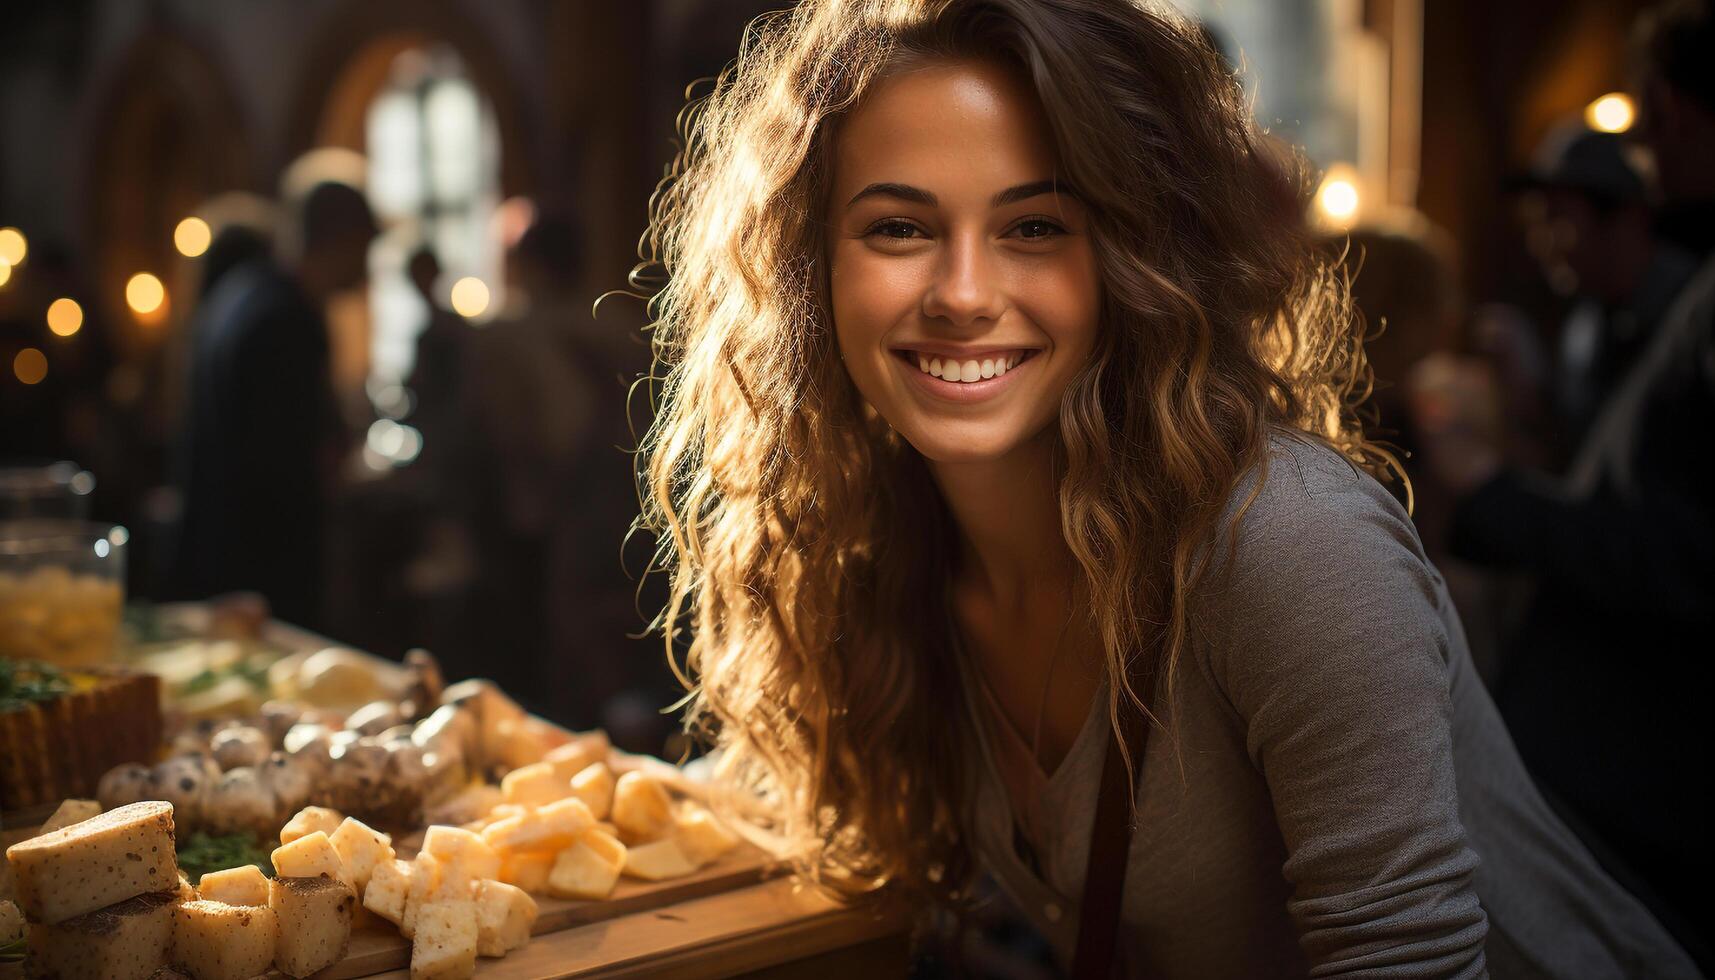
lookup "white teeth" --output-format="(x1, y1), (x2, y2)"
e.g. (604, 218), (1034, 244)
(910, 351), (1028, 382)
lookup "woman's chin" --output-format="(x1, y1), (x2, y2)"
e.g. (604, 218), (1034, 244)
(898, 421), (1046, 466)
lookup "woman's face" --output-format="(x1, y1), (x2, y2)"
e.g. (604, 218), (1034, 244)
(826, 58), (1102, 464)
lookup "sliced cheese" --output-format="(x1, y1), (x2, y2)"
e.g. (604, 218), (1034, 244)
(171, 899), (278, 980)
(24, 889), (179, 980)
(610, 772), (674, 843)
(278, 806), (343, 846)
(270, 830), (343, 881)
(472, 879), (537, 957)
(269, 876), (355, 978)
(410, 898), (479, 979)
(362, 857), (412, 929)
(5, 800), (179, 924)
(329, 817), (395, 895)
(40, 798), (103, 835)
(621, 836), (699, 882)
(195, 865), (270, 908)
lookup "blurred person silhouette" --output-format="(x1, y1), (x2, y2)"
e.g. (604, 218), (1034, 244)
(403, 245), (473, 484)
(1510, 126), (1699, 452)
(1411, 0), (1715, 960)
(174, 158), (378, 628)
(463, 214), (660, 743)
(1335, 218), (1461, 530)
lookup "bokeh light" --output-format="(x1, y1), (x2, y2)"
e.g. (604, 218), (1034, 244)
(46, 298), (83, 337)
(0, 227), (25, 266)
(174, 216), (212, 257)
(126, 272), (166, 316)
(449, 276), (490, 318)
(1585, 93), (1635, 134)
(13, 348), (48, 385)
(1313, 166), (1361, 229)
(0, 259), (10, 288)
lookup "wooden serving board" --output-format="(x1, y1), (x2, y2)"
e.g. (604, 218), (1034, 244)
(321, 841), (782, 979)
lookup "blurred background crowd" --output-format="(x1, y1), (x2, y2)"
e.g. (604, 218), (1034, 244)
(0, 0), (1710, 971)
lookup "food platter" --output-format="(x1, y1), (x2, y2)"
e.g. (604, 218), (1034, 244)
(1, 611), (787, 979)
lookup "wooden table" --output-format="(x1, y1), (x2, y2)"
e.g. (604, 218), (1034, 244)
(361, 877), (910, 978)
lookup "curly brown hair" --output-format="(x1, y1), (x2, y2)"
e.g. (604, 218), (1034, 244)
(631, 0), (1395, 906)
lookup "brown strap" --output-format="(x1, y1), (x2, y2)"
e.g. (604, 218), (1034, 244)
(1070, 678), (1152, 979)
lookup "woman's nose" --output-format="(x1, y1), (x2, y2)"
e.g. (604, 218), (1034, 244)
(921, 233), (1006, 327)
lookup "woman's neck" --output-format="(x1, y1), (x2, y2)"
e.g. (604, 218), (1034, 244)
(928, 429), (1074, 604)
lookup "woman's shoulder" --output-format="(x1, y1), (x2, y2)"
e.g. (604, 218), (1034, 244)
(1195, 428), (1444, 645)
(1216, 428), (1423, 573)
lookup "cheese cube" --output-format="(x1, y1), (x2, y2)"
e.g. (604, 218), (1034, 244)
(268, 876), (355, 978)
(40, 798), (103, 835)
(580, 828), (627, 871)
(5, 800), (179, 924)
(497, 850), (554, 894)
(362, 858), (411, 929)
(1, 898), (24, 943)
(500, 762), (567, 807)
(621, 837), (699, 881)
(543, 741), (602, 783)
(410, 899), (478, 979)
(402, 853), (465, 940)
(611, 772), (674, 843)
(674, 804), (740, 865)
(329, 817), (395, 895)
(24, 890), (178, 980)
(472, 879), (537, 957)
(422, 826), (499, 882)
(546, 838), (622, 901)
(270, 830), (343, 881)
(171, 900), (278, 980)
(567, 762), (615, 820)
(278, 806), (344, 846)
(195, 865), (270, 907)
(482, 798), (594, 855)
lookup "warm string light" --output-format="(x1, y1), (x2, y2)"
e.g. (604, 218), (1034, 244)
(449, 276), (490, 318)
(174, 216), (212, 257)
(0, 259), (11, 288)
(126, 272), (167, 317)
(47, 298), (83, 337)
(1313, 164), (1362, 229)
(1585, 93), (1635, 134)
(14, 348), (48, 385)
(0, 227), (25, 266)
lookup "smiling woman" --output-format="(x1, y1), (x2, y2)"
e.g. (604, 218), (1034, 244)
(631, 1), (1700, 978)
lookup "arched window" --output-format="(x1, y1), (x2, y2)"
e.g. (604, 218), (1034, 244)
(363, 47), (501, 384)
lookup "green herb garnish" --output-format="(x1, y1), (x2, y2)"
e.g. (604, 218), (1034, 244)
(0, 936), (24, 964)
(0, 659), (72, 714)
(176, 830), (275, 883)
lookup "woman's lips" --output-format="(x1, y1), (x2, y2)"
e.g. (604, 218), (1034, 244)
(892, 348), (1039, 402)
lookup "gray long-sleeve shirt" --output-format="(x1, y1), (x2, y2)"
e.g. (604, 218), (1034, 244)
(960, 431), (1701, 978)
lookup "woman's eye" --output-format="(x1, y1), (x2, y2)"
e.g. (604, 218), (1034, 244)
(867, 220), (924, 240)
(1011, 218), (1065, 240)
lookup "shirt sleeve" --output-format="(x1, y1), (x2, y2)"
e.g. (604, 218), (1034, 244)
(1197, 442), (1490, 978)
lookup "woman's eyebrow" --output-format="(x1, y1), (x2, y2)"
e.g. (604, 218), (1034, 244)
(990, 179), (1074, 206)
(843, 179), (1077, 210)
(846, 182), (937, 208)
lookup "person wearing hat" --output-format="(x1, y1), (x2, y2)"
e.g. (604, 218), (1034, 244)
(1510, 124), (1699, 449)
(1409, 3), (1715, 965)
